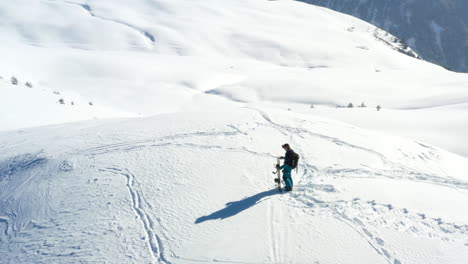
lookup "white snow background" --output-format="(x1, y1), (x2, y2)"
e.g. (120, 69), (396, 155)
(0, 0), (467, 263)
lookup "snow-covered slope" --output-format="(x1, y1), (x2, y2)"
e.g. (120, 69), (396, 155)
(299, 0), (468, 72)
(1, 0), (468, 263)
(2, 0), (467, 113)
(1, 107), (467, 264)
(2, 0), (468, 156)
(0, 76), (132, 131)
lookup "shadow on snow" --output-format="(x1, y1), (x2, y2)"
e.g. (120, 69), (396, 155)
(195, 189), (279, 224)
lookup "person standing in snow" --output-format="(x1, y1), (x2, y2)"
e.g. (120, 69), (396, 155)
(277, 143), (299, 191)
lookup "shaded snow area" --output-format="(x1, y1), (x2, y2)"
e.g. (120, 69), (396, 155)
(0, 108), (467, 264)
(0, 0), (468, 263)
(298, 0), (468, 72)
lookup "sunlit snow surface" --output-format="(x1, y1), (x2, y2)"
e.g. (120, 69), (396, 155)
(1, 108), (467, 263)
(1, 0), (468, 155)
(0, 0), (468, 263)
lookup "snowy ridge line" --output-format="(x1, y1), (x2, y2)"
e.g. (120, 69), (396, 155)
(8, 39), (153, 50)
(371, 28), (420, 60)
(51, 0), (156, 47)
(99, 167), (170, 264)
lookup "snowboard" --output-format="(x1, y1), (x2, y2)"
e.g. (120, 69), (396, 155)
(273, 157), (282, 192)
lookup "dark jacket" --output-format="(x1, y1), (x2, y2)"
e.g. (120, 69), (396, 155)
(284, 149), (298, 168)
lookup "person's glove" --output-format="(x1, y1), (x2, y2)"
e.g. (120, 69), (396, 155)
(275, 164), (281, 169)
(279, 156), (285, 160)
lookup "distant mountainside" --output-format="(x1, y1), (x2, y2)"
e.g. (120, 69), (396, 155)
(300, 0), (468, 72)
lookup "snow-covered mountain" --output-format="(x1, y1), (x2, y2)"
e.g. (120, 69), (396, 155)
(1, 0), (468, 263)
(299, 0), (468, 72)
(2, 0), (468, 155)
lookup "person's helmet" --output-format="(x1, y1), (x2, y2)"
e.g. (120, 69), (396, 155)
(282, 143), (290, 149)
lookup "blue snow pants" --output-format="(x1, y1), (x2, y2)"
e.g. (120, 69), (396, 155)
(281, 164), (293, 189)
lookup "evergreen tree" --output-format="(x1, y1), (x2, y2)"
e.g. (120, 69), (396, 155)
(11, 76), (18, 85)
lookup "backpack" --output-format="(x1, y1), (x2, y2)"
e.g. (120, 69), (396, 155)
(292, 152), (300, 169)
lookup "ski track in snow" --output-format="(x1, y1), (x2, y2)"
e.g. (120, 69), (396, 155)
(2, 109), (467, 263)
(248, 107), (468, 192)
(289, 132), (401, 264)
(77, 128), (276, 162)
(2, 0), (468, 261)
(295, 153), (466, 264)
(248, 108), (466, 263)
(77, 109), (468, 243)
(100, 167), (170, 264)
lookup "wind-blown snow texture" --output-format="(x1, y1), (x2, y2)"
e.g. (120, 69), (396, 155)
(1, 108), (467, 264)
(299, 0), (468, 72)
(1, 0), (468, 263)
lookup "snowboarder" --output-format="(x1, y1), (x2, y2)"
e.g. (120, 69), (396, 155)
(276, 143), (299, 191)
